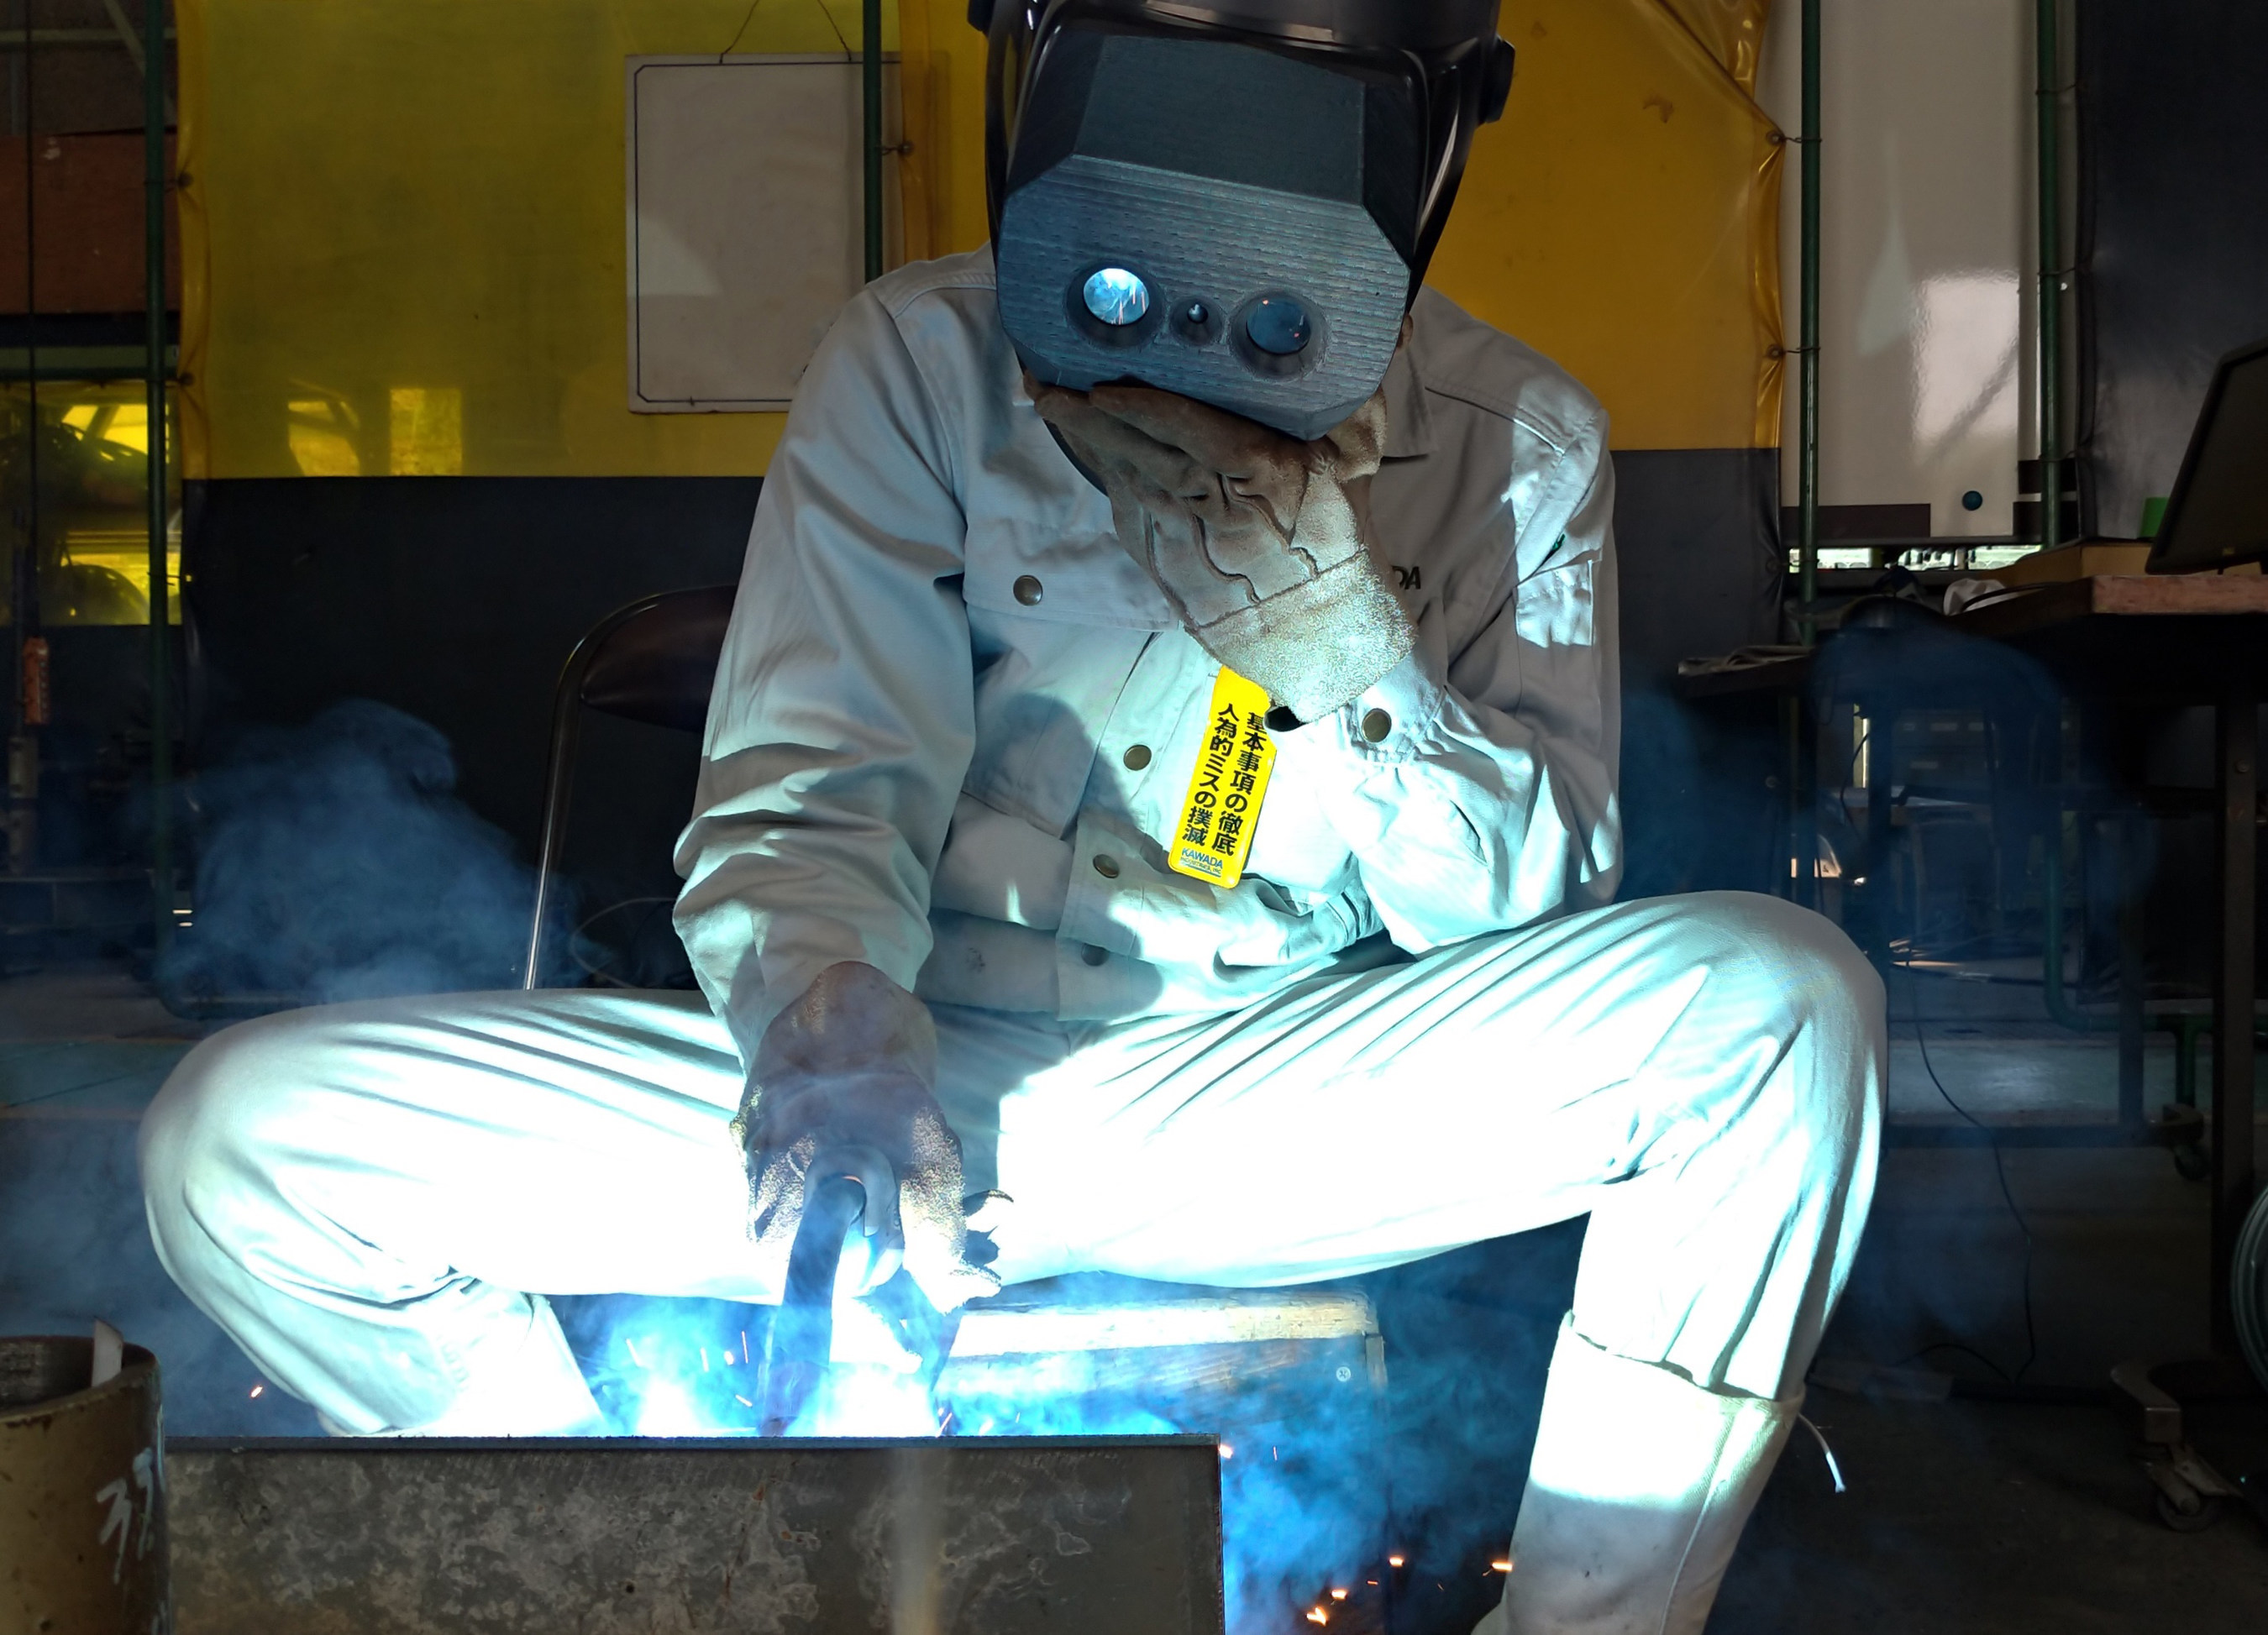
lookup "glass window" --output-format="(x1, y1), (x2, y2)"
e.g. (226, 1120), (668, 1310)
(0, 381), (181, 627)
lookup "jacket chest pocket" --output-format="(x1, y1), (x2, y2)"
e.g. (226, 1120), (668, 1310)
(963, 510), (1175, 631)
(963, 517), (1172, 836)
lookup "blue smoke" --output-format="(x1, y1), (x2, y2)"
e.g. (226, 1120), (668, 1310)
(157, 700), (572, 1004)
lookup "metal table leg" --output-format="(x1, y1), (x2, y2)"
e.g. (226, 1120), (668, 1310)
(2111, 680), (2260, 1529)
(2212, 674), (2260, 1352)
(2118, 815), (2146, 1128)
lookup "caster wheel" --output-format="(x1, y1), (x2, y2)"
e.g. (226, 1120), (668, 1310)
(2155, 1490), (2223, 1533)
(2173, 1145), (2211, 1182)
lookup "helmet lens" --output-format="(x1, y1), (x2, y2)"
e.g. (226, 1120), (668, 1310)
(1243, 296), (1313, 356)
(1081, 267), (1152, 327)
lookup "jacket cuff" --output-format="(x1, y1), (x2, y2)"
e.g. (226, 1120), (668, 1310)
(1325, 646), (1446, 763)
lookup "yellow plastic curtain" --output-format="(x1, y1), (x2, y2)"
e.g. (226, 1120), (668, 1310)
(180, 0), (1778, 478)
(176, 0), (894, 479)
(1428, 0), (1784, 451)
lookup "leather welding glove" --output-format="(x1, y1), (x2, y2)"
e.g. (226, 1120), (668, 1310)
(734, 962), (1001, 1314)
(1032, 377), (1415, 725)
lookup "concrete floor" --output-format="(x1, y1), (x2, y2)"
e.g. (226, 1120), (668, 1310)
(4, 957), (2266, 1632)
(1716, 1391), (2268, 1632)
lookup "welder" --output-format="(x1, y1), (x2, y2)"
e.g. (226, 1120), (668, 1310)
(138, 3), (1884, 1631)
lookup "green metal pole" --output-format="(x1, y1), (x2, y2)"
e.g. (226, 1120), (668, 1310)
(1797, 0), (1820, 643)
(12, 0), (39, 879)
(2034, 0), (2063, 551)
(1783, 0), (1823, 906)
(861, 0), (883, 282)
(144, 0), (171, 953)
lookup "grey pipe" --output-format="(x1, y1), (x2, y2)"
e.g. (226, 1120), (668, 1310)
(863, 0), (883, 281)
(1796, 0), (1820, 642)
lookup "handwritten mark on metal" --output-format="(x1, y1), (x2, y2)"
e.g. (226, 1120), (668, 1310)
(95, 1445), (160, 1583)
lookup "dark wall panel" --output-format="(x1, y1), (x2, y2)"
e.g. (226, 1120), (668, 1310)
(182, 453), (1783, 944)
(2078, 0), (2268, 539)
(1611, 448), (1785, 899)
(183, 476), (759, 919)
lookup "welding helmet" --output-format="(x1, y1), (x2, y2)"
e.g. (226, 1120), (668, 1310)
(972, 0), (1514, 441)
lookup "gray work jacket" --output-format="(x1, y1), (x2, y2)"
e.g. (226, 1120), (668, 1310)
(675, 248), (1621, 1066)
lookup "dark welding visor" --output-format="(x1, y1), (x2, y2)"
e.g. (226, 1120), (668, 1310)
(972, 0), (1512, 440)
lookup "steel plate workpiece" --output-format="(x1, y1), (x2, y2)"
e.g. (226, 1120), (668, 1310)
(168, 1435), (1224, 1635)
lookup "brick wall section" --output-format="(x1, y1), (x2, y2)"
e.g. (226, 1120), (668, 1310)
(0, 133), (181, 313)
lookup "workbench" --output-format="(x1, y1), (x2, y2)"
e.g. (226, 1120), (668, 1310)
(1677, 574), (2267, 1349)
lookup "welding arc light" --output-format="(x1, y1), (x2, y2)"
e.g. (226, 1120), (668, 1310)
(1082, 267), (1151, 327)
(1244, 295), (1312, 356)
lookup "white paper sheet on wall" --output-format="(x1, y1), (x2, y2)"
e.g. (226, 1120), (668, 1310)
(626, 55), (900, 412)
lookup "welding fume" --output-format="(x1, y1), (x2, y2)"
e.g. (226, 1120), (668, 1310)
(136, 3), (1886, 1632)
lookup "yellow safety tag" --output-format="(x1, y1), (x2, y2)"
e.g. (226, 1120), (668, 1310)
(1168, 667), (1278, 889)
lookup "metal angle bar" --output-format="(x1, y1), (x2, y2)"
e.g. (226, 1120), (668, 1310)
(0, 27), (174, 48)
(97, 0), (173, 120)
(96, 0), (143, 73)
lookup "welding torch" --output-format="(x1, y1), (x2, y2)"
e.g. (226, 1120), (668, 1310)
(759, 1139), (978, 1436)
(759, 1143), (897, 1435)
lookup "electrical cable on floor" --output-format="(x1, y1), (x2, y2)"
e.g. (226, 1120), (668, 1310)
(1797, 1413), (1847, 1493)
(1898, 951), (2039, 1386)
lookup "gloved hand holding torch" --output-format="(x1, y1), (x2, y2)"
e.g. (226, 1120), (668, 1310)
(1032, 376), (1414, 726)
(735, 962), (1000, 1315)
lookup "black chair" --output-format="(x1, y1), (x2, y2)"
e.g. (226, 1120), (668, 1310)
(522, 584), (739, 988)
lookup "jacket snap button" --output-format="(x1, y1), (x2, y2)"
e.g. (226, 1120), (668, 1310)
(1122, 745), (1152, 771)
(1082, 944), (1109, 966)
(1013, 574), (1044, 605)
(1092, 855), (1121, 879)
(1362, 708), (1393, 742)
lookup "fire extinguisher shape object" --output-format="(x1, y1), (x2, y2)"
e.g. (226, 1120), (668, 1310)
(19, 634), (51, 728)
(0, 1331), (171, 1632)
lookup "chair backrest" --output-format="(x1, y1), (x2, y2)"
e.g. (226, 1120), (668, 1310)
(575, 584), (741, 731)
(524, 584), (738, 987)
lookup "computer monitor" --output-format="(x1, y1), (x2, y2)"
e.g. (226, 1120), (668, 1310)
(2147, 334), (2268, 574)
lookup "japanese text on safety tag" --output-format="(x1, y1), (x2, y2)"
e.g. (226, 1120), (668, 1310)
(1168, 667), (1278, 889)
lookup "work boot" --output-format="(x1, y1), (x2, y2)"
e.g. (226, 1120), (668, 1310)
(1472, 1314), (1799, 1635)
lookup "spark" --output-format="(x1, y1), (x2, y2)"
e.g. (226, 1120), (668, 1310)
(734, 1395), (754, 1407)
(723, 1349), (735, 1365)
(1305, 1609), (1328, 1626)
(701, 1348), (711, 1373)
(1388, 1555), (1405, 1569)
(978, 1418), (995, 1434)
(1491, 1560), (1513, 1573)
(625, 1338), (645, 1368)
(1330, 1588), (1348, 1601)
(248, 1384), (265, 1399)
(1219, 1444), (1234, 1459)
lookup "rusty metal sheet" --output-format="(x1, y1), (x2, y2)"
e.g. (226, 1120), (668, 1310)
(167, 1435), (1224, 1635)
